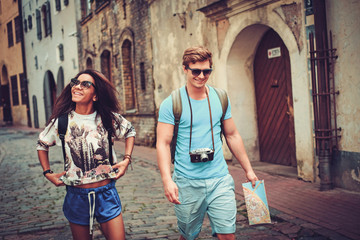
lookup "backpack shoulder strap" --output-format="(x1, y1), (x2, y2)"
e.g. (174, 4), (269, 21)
(213, 87), (229, 140)
(107, 127), (114, 166)
(171, 88), (182, 164)
(102, 117), (114, 166)
(58, 114), (68, 167)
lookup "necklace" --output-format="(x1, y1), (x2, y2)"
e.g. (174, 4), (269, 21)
(185, 85), (215, 153)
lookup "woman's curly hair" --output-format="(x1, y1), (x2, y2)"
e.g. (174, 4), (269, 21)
(48, 69), (121, 134)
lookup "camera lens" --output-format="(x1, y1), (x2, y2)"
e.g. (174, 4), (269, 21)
(200, 153), (209, 162)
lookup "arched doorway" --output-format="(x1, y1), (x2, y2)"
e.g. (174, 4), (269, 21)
(1, 65), (12, 124)
(43, 71), (56, 122)
(254, 29), (296, 166)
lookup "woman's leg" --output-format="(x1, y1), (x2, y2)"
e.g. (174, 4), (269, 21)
(69, 222), (92, 240)
(100, 213), (125, 240)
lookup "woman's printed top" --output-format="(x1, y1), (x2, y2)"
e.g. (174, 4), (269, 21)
(37, 111), (136, 186)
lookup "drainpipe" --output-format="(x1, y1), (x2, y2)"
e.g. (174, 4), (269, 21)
(18, 0), (32, 127)
(313, 0), (332, 190)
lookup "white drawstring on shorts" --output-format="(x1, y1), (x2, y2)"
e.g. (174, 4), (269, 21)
(88, 191), (96, 235)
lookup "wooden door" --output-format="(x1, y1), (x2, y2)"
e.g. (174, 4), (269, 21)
(254, 29), (296, 166)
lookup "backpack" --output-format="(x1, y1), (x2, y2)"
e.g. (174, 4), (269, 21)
(170, 86), (228, 163)
(58, 114), (114, 166)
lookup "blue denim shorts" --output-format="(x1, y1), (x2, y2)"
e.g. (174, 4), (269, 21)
(63, 180), (122, 227)
(173, 173), (236, 239)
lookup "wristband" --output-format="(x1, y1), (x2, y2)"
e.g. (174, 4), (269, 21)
(43, 169), (54, 176)
(123, 154), (133, 170)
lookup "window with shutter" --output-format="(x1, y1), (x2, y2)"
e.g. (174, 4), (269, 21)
(36, 9), (42, 40)
(10, 75), (19, 106)
(7, 21), (14, 47)
(140, 62), (146, 90)
(86, 57), (93, 69)
(59, 44), (64, 61)
(121, 40), (136, 111)
(19, 73), (27, 105)
(15, 16), (22, 43)
(35, 56), (38, 69)
(28, 15), (32, 30)
(24, 19), (28, 32)
(55, 0), (61, 11)
(46, 2), (52, 36)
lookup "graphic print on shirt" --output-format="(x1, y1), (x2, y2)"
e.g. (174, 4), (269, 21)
(67, 121), (108, 172)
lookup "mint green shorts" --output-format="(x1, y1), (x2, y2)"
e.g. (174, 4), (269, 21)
(173, 173), (236, 239)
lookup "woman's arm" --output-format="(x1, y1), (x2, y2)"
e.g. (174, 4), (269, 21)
(37, 150), (66, 187)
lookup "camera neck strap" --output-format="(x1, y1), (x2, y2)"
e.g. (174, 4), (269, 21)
(185, 85), (215, 153)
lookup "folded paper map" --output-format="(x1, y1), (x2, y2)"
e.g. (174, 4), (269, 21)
(242, 180), (271, 225)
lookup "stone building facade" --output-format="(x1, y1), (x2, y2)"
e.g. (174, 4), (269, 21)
(7, 0), (358, 191)
(149, 0), (360, 192)
(78, 0), (156, 146)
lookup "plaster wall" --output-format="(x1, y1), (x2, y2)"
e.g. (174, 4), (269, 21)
(22, 0), (80, 128)
(0, 2), (23, 80)
(0, 0), (27, 126)
(325, 0), (360, 153)
(325, 0), (360, 191)
(150, 0), (217, 107)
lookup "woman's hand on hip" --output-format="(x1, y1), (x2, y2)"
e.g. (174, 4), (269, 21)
(45, 171), (66, 187)
(113, 160), (129, 179)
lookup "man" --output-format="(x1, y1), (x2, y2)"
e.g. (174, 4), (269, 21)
(156, 46), (258, 240)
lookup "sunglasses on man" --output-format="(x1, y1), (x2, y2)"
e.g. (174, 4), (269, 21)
(186, 66), (213, 77)
(70, 78), (96, 90)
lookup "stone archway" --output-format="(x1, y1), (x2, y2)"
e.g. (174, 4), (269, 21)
(223, 21), (314, 181)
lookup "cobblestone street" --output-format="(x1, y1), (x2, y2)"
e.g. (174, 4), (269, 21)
(0, 127), (358, 240)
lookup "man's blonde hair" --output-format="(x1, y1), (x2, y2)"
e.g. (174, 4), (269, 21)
(182, 46), (213, 68)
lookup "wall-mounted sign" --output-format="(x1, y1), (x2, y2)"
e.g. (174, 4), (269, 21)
(267, 47), (281, 59)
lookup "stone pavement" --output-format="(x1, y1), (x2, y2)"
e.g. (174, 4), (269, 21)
(0, 126), (359, 240)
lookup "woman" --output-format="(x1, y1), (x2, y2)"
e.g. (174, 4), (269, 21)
(37, 69), (136, 240)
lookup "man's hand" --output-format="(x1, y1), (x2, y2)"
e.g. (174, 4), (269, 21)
(163, 179), (181, 204)
(246, 170), (259, 188)
(45, 171), (66, 187)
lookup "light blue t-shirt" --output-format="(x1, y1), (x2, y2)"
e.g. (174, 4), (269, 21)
(158, 85), (232, 179)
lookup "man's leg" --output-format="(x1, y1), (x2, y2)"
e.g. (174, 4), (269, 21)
(206, 174), (237, 237)
(174, 175), (207, 240)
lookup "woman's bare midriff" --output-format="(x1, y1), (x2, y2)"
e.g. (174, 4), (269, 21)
(75, 179), (112, 189)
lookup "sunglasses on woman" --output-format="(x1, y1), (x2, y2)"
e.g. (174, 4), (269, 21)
(70, 78), (96, 89)
(186, 66), (213, 77)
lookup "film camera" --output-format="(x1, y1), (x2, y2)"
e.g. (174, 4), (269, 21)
(189, 148), (214, 163)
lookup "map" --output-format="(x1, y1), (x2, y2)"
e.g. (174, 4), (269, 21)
(242, 180), (271, 225)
